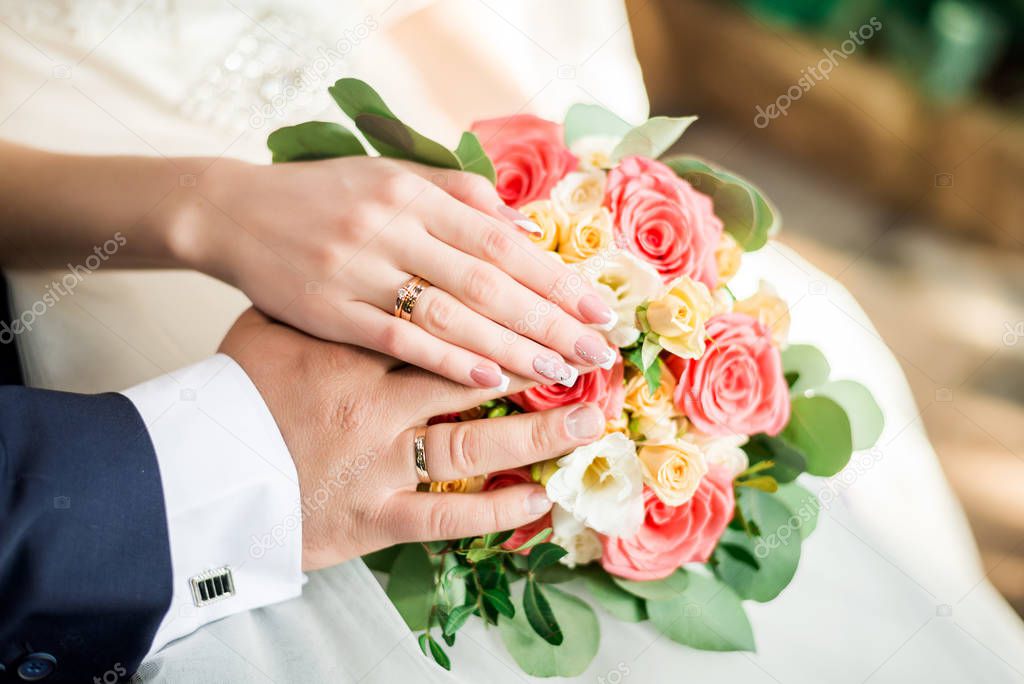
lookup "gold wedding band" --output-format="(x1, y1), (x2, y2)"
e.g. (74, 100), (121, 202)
(395, 276), (431, 321)
(413, 426), (430, 484)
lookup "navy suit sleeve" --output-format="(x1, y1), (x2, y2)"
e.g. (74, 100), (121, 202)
(0, 387), (172, 683)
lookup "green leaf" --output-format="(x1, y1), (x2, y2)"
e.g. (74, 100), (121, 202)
(640, 334), (662, 371)
(735, 475), (779, 493)
(528, 543), (568, 573)
(422, 635), (451, 671)
(483, 588), (516, 618)
(440, 554), (467, 607)
(511, 527), (552, 553)
(742, 433), (807, 483)
(500, 584), (599, 676)
(523, 579), (562, 645)
(612, 568), (689, 600)
(266, 121), (366, 163)
(466, 547), (501, 563)
(534, 563), (576, 584)
(613, 115), (698, 161)
(773, 482), (819, 540)
(782, 396), (853, 477)
(444, 604), (476, 637)
(328, 78), (460, 169)
(714, 488), (801, 602)
(717, 542), (760, 570)
(454, 131), (496, 183)
(362, 545), (400, 573)
(563, 103), (633, 146)
(643, 358), (663, 395)
(584, 570), (647, 621)
(385, 544), (435, 630)
(647, 572), (755, 651)
(483, 530), (514, 548)
(781, 344), (831, 395)
(813, 380), (884, 450)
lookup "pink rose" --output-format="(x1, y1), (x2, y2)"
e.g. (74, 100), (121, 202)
(484, 469), (550, 553)
(470, 115), (577, 208)
(601, 468), (734, 580)
(604, 156), (723, 288)
(670, 313), (790, 436)
(510, 356), (625, 420)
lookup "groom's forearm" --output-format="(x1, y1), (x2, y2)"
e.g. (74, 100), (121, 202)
(0, 138), (216, 271)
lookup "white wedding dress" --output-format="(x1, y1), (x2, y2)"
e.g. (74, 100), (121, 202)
(2, 1), (1023, 682)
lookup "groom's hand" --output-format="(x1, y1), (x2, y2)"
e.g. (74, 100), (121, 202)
(219, 308), (605, 571)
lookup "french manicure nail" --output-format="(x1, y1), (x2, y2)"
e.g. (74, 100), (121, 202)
(470, 363), (505, 389)
(525, 491), (553, 515)
(496, 204), (543, 235)
(533, 354), (579, 387)
(565, 404), (604, 439)
(579, 294), (616, 328)
(574, 335), (616, 369)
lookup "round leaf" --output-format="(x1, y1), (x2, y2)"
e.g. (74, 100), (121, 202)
(813, 380), (884, 450)
(563, 103), (633, 146)
(647, 573), (755, 652)
(267, 121), (366, 162)
(584, 570), (647, 622)
(773, 482), (819, 540)
(714, 489), (801, 601)
(612, 115), (698, 161)
(782, 396), (853, 476)
(499, 585), (600, 677)
(782, 344), (831, 395)
(385, 544), (436, 631)
(612, 568), (689, 599)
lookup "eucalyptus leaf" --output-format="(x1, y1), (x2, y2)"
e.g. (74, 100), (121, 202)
(362, 545), (400, 573)
(742, 433), (807, 484)
(440, 554), (466, 607)
(613, 569), (689, 600)
(813, 380), (884, 450)
(714, 489), (801, 602)
(584, 570), (648, 621)
(613, 115), (697, 161)
(454, 131), (496, 183)
(647, 572), (755, 652)
(773, 482), (819, 540)
(782, 396), (853, 477)
(563, 103), (633, 146)
(782, 344), (832, 395)
(328, 78), (461, 169)
(386, 544), (436, 630)
(499, 584), (599, 677)
(267, 121), (366, 162)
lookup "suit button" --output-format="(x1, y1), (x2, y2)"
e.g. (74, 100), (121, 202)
(16, 653), (56, 681)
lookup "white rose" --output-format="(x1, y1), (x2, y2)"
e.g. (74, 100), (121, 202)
(691, 431), (749, 478)
(552, 171), (606, 215)
(550, 505), (602, 568)
(574, 250), (663, 347)
(570, 135), (620, 171)
(545, 432), (644, 537)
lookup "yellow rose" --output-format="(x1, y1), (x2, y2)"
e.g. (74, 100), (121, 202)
(645, 276), (714, 359)
(518, 200), (565, 251)
(715, 232), (743, 283)
(429, 476), (485, 493)
(558, 207), (613, 263)
(734, 280), (790, 346)
(637, 440), (708, 505)
(624, 367), (677, 422)
(606, 413), (629, 436)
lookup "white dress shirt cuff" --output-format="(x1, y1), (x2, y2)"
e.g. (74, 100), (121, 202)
(122, 353), (305, 656)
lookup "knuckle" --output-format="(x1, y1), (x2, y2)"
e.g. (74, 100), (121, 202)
(464, 265), (501, 306)
(527, 414), (554, 456)
(534, 310), (560, 341)
(377, 321), (403, 356)
(460, 172), (497, 202)
(480, 227), (513, 263)
(446, 422), (478, 475)
(379, 172), (424, 205)
(423, 293), (457, 333)
(427, 500), (461, 539)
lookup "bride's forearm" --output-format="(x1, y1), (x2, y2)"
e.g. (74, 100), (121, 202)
(0, 139), (217, 271)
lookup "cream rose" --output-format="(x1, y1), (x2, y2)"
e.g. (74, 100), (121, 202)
(646, 275), (714, 359)
(550, 505), (602, 568)
(637, 440), (708, 506)
(574, 251), (662, 347)
(517, 200), (566, 252)
(691, 431), (749, 478)
(552, 171), (606, 215)
(570, 134), (620, 171)
(715, 232), (743, 283)
(558, 207), (614, 263)
(733, 280), (790, 346)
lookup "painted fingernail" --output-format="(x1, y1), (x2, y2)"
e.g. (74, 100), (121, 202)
(574, 335), (616, 369)
(470, 363), (508, 390)
(565, 404), (604, 439)
(533, 354), (579, 387)
(496, 204), (543, 235)
(579, 294), (616, 329)
(525, 490), (553, 515)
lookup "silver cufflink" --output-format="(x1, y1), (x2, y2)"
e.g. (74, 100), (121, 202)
(189, 566), (235, 607)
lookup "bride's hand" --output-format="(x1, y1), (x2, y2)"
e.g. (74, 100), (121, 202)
(173, 156), (617, 389)
(220, 308), (607, 570)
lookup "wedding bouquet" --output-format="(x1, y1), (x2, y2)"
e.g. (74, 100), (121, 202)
(268, 79), (883, 677)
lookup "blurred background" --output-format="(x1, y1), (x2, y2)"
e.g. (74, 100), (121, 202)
(627, 0), (1024, 614)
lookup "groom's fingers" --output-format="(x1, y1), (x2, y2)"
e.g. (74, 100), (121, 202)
(385, 484), (552, 543)
(389, 402), (605, 486)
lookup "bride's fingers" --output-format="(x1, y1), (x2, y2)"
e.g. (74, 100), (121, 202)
(389, 402), (605, 487)
(384, 484), (552, 544)
(339, 301), (507, 389)
(395, 238), (618, 375)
